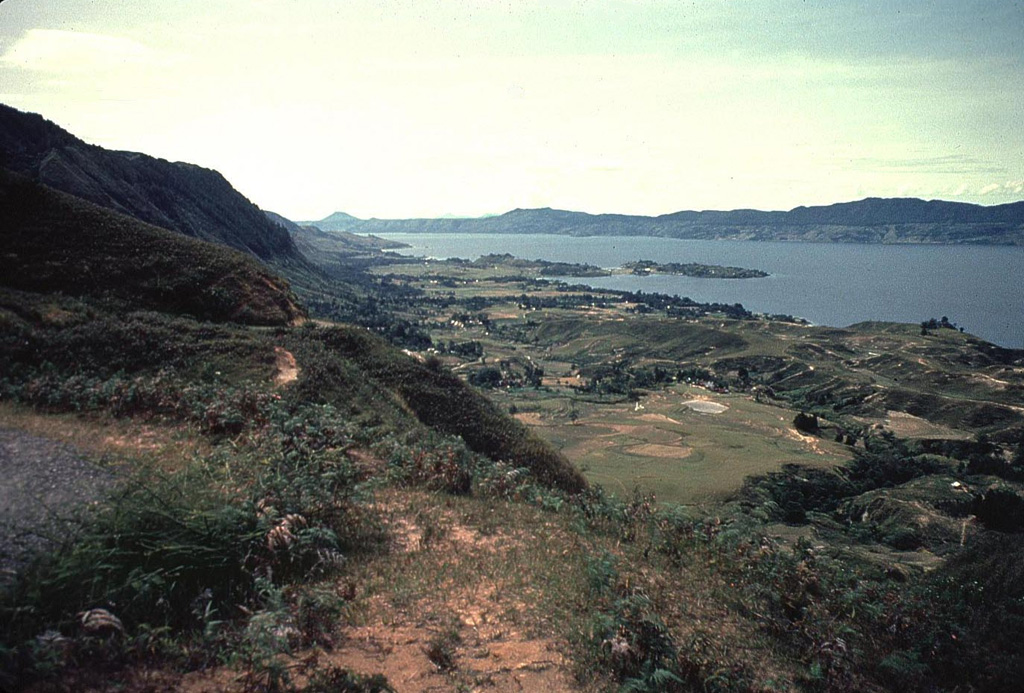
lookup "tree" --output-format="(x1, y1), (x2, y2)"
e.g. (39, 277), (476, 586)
(469, 367), (502, 389)
(794, 412), (820, 434)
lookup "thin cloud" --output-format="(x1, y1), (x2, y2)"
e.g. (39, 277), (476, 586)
(1, 29), (166, 73)
(974, 180), (1024, 197)
(850, 154), (1006, 175)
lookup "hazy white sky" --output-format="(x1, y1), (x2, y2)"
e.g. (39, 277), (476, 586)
(1, 0), (1022, 219)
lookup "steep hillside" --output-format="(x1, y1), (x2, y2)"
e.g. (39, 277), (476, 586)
(311, 197), (1024, 245)
(0, 170), (304, 326)
(265, 211), (408, 265)
(0, 104), (303, 264)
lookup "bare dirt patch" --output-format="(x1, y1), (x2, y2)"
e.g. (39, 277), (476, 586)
(337, 492), (582, 691)
(637, 412), (686, 426)
(782, 428), (832, 455)
(682, 399), (729, 414)
(312, 624), (573, 693)
(624, 443), (693, 459)
(513, 412), (545, 426)
(168, 492), (583, 692)
(0, 403), (203, 469)
(273, 346), (299, 386)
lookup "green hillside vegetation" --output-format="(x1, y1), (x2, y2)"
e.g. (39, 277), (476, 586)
(0, 171), (304, 326)
(620, 259), (769, 278)
(435, 254), (770, 280)
(0, 280), (586, 688)
(0, 105), (441, 349)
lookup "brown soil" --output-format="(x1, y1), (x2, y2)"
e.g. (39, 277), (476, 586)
(273, 346), (299, 386)
(169, 492), (581, 692)
(513, 412), (545, 426)
(636, 412), (686, 426)
(308, 625), (573, 693)
(624, 443), (693, 459)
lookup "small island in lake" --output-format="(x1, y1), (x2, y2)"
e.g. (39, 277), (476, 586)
(619, 259), (769, 279)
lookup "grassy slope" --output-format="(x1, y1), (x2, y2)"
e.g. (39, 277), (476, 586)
(0, 171), (304, 326)
(294, 325), (587, 494)
(356, 256), (1024, 516)
(525, 313), (1024, 439)
(3, 307), (1023, 692)
(0, 232), (588, 689)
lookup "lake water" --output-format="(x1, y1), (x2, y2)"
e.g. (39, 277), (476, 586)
(379, 233), (1024, 349)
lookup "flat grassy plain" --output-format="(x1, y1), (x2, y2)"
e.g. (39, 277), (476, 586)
(498, 385), (851, 504)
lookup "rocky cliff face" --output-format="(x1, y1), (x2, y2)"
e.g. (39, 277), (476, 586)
(0, 104), (303, 264)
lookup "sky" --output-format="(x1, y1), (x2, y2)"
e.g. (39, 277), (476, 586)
(1, 0), (1022, 220)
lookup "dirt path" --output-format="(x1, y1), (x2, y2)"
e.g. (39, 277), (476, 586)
(273, 347), (299, 386)
(0, 428), (114, 577)
(178, 492), (581, 693)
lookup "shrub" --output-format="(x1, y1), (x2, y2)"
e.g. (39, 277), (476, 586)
(0, 396), (377, 684)
(974, 488), (1024, 533)
(794, 412), (820, 434)
(423, 621), (461, 672)
(587, 593), (684, 692)
(304, 666), (394, 693)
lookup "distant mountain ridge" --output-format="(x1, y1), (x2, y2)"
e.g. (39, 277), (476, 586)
(0, 104), (303, 264)
(310, 198), (1024, 245)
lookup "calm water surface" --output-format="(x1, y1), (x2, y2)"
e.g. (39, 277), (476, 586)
(379, 233), (1024, 349)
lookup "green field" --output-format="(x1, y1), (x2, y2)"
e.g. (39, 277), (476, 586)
(494, 384), (852, 504)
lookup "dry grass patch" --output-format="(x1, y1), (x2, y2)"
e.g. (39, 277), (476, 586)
(884, 410), (971, 440)
(0, 402), (208, 473)
(337, 489), (592, 691)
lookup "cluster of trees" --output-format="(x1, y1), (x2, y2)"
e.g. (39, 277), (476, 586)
(303, 293), (433, 350)
(436, 340), (484, 358)
(921, 316), (964, 334)
(569, 362), (732, 398)
(468, 360), (544, 389)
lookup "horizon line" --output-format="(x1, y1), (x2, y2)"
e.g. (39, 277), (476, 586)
(301, 194), (1024, 224)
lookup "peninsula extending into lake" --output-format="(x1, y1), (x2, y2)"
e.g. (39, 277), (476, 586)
(437, 253), (768, 280)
